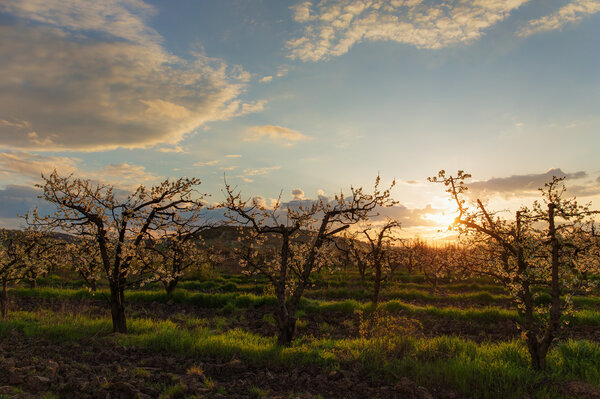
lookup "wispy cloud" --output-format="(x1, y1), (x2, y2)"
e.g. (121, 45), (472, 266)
(244, 125), (312, 146)
(193, 160), (219, 167)
(0, 151), (79, 183)
(157, 145), (186, 153)
(287, 0), (529, 62)
(88, 163), (159, 187)
(225, 154), (243, 158)
(518, 0), (600, 37)
(0, 0), (264, 151)
(0, 151), (160, 188)
(237, 166), (281, 183)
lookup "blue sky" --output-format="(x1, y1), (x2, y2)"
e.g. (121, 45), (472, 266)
(1, 0), (599, 235)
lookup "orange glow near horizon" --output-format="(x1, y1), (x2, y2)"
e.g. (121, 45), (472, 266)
(423, 210), (457, 231)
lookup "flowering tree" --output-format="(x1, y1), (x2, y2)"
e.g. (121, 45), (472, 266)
(336, 219), (402, 305)
(429, 170), (599, 369)
(223, 176), (397, 346)
(32, 171), (204, 333)
(419, 242), (471, 294)
(63, 238), (103, 292)
(0, 229), (53, 319)
(140, 222), (215, 295)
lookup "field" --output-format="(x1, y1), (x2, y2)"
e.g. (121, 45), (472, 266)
(1, 270), (600, 399)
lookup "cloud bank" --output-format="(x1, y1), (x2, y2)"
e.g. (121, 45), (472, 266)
(0, 0), (263, 151)
(466, 168), (600, 198)
(0, 151), (160, 189)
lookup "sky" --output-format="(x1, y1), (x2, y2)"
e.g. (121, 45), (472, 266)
(0, 0), (599, 237)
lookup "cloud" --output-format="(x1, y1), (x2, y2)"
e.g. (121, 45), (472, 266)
(276, 66), (291, 77)
(0, 185), (52, 227)
(244, 125), (312, 146)
(291, 188), (305, 200)
(157, 146), (185, 153)
(0, 0), (264, 151)
(280, 192), (445, 232)
(237, 166), (281, 183)
(466, 168), (598, 198)
(193, 160), (219, 167)
(518, 0), (600, 37)
(225, 154), (243, 158)
(0, 151), (160, 189)
(287, 0), (529, 61)
(374, 203), (444, 228)
(87, 163), (159, 187)
(0, 151), (79, 184)
(259, 76), (273, 83)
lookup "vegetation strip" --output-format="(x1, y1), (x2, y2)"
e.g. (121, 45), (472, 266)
(2, 311), (600, 399)
(11, 287), (600, 326)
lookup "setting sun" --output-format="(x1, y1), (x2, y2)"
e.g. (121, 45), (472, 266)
(423, 210), (457, 230)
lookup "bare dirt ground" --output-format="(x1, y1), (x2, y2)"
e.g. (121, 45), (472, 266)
(3, 296), (600, 398)
(0, 329), (460, 399)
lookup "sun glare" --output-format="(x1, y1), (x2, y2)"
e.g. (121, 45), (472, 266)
(423, 211), (457, 230)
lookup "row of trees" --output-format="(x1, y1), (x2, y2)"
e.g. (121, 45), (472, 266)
(1, 169), (599, 369)
(429, 170), (600, 369)
(2, 172), (399, 340)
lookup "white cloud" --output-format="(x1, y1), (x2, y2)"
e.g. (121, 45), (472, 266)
(259, 76), (273, 83)
(0, 0), (264, 151)
(518, 0), (600, 37)
(287, 0), (529, 61)
(225, 154), (243, 158)
(244, 125), (312, 146)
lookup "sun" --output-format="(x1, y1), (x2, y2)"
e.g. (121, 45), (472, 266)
(423, 210), (457, 230)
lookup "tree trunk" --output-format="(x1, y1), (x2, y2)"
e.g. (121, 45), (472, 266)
(276, 315), (297, 347)
(526, 334), (549, 370)
(109, 283), (127, 333)
(1, 281), (8, 320)
(164, 279), (178, 295)
(429, 276), (437, 295)
(358, 265), (366, 284)
(372, 264), (382, 306)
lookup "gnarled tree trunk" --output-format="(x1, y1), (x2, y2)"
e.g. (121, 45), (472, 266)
(1, 281), (8, 320)
(109, 283), (127, 333)
(276, 314), (297, 347)
(164, 279), (179, 296)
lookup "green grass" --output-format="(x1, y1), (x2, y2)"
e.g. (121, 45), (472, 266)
(11, 286), (600, 327)
(2, 311), (600, 399)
